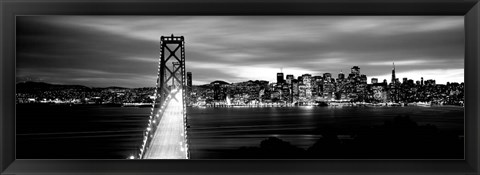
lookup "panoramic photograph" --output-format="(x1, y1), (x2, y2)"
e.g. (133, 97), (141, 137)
(16, 16), (464, 159)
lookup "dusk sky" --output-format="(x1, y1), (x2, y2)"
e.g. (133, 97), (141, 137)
(16, 16), (464, 88)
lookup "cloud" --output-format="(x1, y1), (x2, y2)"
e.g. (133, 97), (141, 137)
(370, 68), (464, 84)
(366, 60), (446, 66)
(16, 16), (464, 87)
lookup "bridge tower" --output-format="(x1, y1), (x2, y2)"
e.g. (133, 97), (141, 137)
(138, 34), (189, 159)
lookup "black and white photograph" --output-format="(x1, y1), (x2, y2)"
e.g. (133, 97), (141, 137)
(16, 16), (465, 159)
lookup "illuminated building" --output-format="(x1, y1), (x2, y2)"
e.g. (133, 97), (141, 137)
(292, 79), (299, 97)
(313, 76), (323, 96)
(302, 74), (312, 100)
(298, 84), (306, 101)
(322, 73), (334, 99)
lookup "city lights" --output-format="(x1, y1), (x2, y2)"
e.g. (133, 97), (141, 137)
(186, 64), (464, 107)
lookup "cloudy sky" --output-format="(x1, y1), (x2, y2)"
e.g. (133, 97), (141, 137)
(16, 16), (464, 88)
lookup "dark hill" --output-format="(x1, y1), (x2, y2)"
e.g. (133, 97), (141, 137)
(16, 81), (91, 92)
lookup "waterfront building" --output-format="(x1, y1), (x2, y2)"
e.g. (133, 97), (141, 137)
(313, 76), (323, 96)
(372, 83), (388, 102)
(323, 73), (335, 99)
(302, 74), (312, 100)
(298, 84), (307, 101)
(211, 80), (229, 101)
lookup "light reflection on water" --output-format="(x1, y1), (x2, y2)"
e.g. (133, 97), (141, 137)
(15, 105), (463, 159)
(187, 106), (464, 159)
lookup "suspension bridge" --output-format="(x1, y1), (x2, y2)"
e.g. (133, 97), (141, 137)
(133, 35), (189, 159)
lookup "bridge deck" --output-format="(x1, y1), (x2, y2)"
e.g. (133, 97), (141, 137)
(144, 92), (187, 159)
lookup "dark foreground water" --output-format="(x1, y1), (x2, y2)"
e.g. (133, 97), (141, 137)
(16, 104), (464, 159)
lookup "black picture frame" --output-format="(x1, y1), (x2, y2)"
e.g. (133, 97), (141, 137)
(1, 0), (479, 174)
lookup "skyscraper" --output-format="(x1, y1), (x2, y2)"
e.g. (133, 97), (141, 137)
(286, 74), (294, 84)
(351, 66), (360, 75)
(322, 73), (334, 99)
(391, 62), (396, 84)
(323, 73), (332, 81)
(360, 74), (367, 84)
(277, 73), (284, 84)
(338, 70), (345, 80)
(292, 79), (299, 97)
(298, 76), (303, 82)
(302, 74), (312, 100)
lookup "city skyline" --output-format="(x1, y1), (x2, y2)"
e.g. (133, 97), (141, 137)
(17, 16), (464, 88)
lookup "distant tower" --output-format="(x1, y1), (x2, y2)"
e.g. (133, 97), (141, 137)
(391, 62), (396, 84)
(277, 72), (284, 84)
